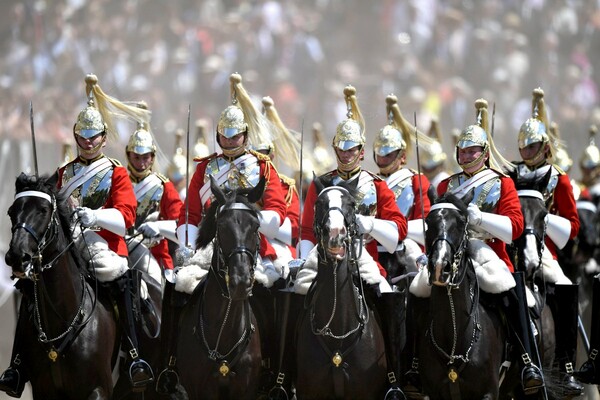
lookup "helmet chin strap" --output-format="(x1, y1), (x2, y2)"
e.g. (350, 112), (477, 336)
(377, 153), (403, 176)
(336, 151), (362, 174)
(523, 144), (547, 168)
(127, 163), (152, 181)
(459, 149), (488, 175)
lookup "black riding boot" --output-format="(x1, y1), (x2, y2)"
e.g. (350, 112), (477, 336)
(377, 291), (408, 400)
(548, 283), (584, 396)
(503, 272), (544, 395)
(155, 279), (185, 395)
(114, 271), (153, 392)
(268, 288), (303, 400)
(401, 292), (426, 398)
(251, 284), (277, 393)
(576, 276), (600, 384)
(0, 295), (28, 398)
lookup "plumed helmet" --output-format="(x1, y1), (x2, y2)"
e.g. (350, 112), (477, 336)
(421, 140), (447, 170)
(217, 105), (247, 138)
(74, 97), (106, 139)
(518, 88), (549, 149)
(127, 124), (156, 155)
(167, 128), (187, 183)
(194, 119), (210, 158)
(374, 95), (407, 157)
(333, 85), (365, 151)
(456, 99), (490, 150)
(580, 125), (600, 170)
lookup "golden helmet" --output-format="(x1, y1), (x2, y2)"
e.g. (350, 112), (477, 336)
(194, 119), (210, 158)
(74, 99), (106, 139)
(580, 125), (600, 170)
(518, 88), (549, 149)
(126, 123), (156, 155)
(333, 85), (365, 151)
(421, 140), (447, 170)
(167, 128), (187, 183)
(456, 99), (490, 151)
(374, 95), (407, 157)
(217, 105), (247, 138)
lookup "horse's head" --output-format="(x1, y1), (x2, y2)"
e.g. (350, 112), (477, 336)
(511, 170), (551, 275)
(6, 172), (70, 279)
(425, 192), (471, 286)
(313, 177), (357, 261)
(197, 176), (263, 300)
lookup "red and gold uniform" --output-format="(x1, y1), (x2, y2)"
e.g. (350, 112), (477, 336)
(58, 155), (136, 256)
(438, 171), (523, 272)
(301, 169), (407, 277)
(179, 150), (287, 260)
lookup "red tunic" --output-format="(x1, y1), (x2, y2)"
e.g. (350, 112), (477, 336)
(438, 174), (524, 272)
(179, 152), (287, 259)
(545, 173), (580, 258)
(408, 173), (431, 220)
(150, 180), (183, 270)
(301, 170), (408, 277)
(57, 158), (137, 257)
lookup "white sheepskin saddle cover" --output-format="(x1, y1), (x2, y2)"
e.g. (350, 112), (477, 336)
(294, 244), (382, 295)
(410, 239), (516, 298)
(175, 239), (292, 295)
(75, 229), (129, 283)
(540, 245), (572, 284)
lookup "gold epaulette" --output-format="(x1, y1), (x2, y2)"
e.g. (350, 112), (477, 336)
(108, 157), (122, 167)
(155, 172), (169, 183)
(552, 164), (566, 175)
(280, 174), (296, 188)
(193, 152), (217, 163)
(364, 169), (383, 181)
(489, 168), (507, 177)
(249, 149), (272, 162)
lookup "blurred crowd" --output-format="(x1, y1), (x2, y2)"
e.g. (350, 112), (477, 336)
(1, 0), (600, 177)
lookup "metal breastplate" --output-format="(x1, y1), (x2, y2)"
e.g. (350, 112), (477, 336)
(332, 171), (377, 216)
(62, 162), (113, 210)
(204, 154), (261, 204)
(387, 172), (415, 217)
(516, 163), (559, 202)
(447, 173), (502, 213)
(134, 175), (164, 227)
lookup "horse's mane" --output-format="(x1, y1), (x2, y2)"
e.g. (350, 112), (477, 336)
(196, 188), (259, 249)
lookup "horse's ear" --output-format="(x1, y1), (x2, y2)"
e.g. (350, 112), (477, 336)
(507, 167), (518, 186)
(313, 175), (326, 194)
(47, 171), (59, 190)
(15, 172), (29, 193)
(210, 175), (227, 205)
(540, 166), (553, 190)
(247, 176), (266, 204)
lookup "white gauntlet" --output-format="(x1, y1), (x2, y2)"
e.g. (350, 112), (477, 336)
(77, 207), (126, 236)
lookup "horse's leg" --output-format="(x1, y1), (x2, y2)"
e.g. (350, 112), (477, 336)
(86, 387), (110, 400)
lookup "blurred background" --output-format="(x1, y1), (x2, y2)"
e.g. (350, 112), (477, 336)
(0, 0), (599, 398)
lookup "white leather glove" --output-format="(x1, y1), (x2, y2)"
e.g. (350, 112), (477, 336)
(467, 203), (483, 226)
(258, 210), (281, 239)
(355, 215), (374, 235)
(175, 246), (195, 267)
(138, 221), (162, 238)
(77, 207), (97, 227)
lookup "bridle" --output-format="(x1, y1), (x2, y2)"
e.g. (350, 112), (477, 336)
(198, 201), (259, 367)
(428, 203), (470, 288)
(10, 189), (91, 356)
(211, 202), (259, 299)
(426, 202), (481, 380)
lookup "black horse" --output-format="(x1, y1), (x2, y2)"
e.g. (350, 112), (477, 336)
(176, 176), (263, 400)
(5, 173), (119, 399)
(416, 192), (507, 399)
(294, 183), (387, 400)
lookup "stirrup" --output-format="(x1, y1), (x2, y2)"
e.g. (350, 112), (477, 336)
(156, 367), (179, 395)
(0, 367), (24, 398)
(384, 386), (407, 400)
(520, 362), (544, 396)
(129, 359), (154, 392)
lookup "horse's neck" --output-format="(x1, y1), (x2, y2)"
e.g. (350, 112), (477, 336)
(202, 278), (250, 337)
(313, 257), (362, 325)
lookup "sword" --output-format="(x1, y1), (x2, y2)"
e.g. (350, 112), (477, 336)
(30, 102), (39, 177)
(185, 104), (191, 246)
(297, 119), (305, 245)
(414, 112), (426, 253)
(491, 102), (496, 139)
